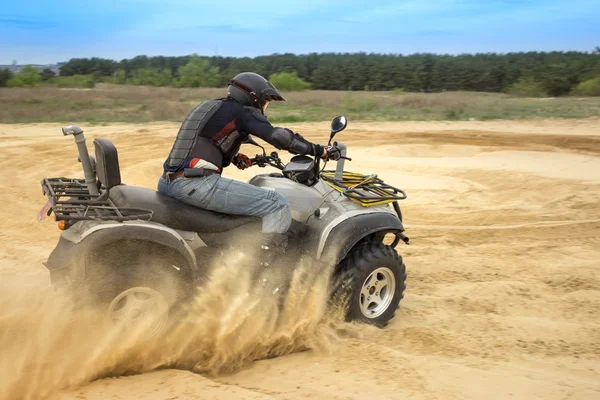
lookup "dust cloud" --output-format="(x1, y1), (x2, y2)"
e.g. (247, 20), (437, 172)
(0, 251), (344, 400)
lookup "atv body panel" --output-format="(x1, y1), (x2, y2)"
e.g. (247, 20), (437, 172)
(45, 220), (203, 285)
(248, 174), (337, 222)
(248, 173), (405, 263)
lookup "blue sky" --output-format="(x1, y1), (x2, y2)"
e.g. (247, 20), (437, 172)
(1, 0), (598, 64)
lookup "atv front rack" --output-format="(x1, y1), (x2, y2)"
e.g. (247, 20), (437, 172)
(40, 177), (153, 222)
(320, 171), (407, 207)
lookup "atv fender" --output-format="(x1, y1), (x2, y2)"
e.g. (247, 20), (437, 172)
(317, 211), (405, 266)
(45, 221), (201, 284)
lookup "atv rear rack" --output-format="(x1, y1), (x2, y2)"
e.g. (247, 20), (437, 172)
(40, 177), (153, 222)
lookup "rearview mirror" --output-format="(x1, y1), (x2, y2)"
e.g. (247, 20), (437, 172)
(329, 116), (347, 143)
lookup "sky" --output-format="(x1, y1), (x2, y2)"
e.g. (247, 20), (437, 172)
(1, 0), (598, 64)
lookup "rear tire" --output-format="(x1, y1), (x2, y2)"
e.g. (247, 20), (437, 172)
(331, 241), (406, 328)
(79, 241), (194, 338)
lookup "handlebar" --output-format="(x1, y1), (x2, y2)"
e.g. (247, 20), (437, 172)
(249, 151), (350, 170)
(250, 152), (286, 170)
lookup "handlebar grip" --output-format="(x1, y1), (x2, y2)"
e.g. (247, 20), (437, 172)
(250, 155), (268, 167)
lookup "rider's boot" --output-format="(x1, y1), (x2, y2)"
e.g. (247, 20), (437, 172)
(258, 220), (307, 267)
(259, 232), (290, 268)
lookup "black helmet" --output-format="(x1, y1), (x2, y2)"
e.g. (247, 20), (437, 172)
(227, 72), (286, 113)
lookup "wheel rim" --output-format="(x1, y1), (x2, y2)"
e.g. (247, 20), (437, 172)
(106, 287), (169, 338)
(359, 267), (396, 319)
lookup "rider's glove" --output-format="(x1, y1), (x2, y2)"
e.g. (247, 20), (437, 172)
(322, 145), (342, 161)
(233, 153), (252, 170)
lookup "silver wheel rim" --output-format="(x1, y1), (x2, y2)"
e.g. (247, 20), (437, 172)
(359, 267), (396, 319)
(106, 287), (169, 338)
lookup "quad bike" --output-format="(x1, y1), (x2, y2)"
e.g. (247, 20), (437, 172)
(38, 116), (409, 335)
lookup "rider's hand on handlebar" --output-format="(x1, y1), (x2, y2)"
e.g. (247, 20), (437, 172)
(322, 145), (342, 161)
(233, 153), (252, 170)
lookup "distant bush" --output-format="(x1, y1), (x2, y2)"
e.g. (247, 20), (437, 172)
(175, 54), (221, 88)
(49, 74), (96, 88)
(505, 76), (547, 97)
(7, 65), (41, 87)
(571, 76), (600, 96)
(111, 70), (128, 84)
(0, 68), (12, 87)
(268, 72), (311, 91)
(6, 78), (21, 87)
(538, 64), (581, 97)
(129, 67), (173, 87)
(41, 68), (56, 81)
(444, 105), (466, 120)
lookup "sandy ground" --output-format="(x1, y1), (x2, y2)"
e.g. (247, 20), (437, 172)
(0, 118), (599, 400)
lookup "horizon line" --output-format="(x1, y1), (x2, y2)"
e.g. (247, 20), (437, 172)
(3, 47), (599, 66)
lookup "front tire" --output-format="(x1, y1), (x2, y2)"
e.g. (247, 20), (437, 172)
(331, 242), (406, 328)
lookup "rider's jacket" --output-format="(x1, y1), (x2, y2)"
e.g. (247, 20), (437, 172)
(163, 98), (324, 172)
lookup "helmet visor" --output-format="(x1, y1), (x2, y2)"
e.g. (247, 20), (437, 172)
(261, 87), (286, 102)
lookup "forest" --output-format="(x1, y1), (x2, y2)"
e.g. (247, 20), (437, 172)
(2, 50), (600, 96)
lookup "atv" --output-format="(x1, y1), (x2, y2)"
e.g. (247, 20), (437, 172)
(38, 116), (409, 335)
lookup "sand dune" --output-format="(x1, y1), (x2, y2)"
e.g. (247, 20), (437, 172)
(0, 119), (599, 400)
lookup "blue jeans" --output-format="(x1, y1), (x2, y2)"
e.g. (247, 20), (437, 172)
(157, 174), (292, 234)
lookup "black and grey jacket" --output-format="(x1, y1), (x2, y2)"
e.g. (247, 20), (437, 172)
(163, 98), (324, 173)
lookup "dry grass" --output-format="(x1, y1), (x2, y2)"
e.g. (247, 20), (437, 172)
(1, 84), (599, 124)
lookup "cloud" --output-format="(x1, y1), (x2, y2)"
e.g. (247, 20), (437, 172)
(0, 16), (56, 29)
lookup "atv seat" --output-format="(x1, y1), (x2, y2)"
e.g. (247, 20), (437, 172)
(93, 137), (260, 233)
(109, 186), (260, 233)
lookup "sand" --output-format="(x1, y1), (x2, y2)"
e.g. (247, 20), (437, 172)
(0, 118), (599, 400)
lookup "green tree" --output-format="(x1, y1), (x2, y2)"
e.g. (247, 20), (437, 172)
(414, 54), (435, 92)
(7, 65), (41, 87)
(51, 74), (96, 88)
(53, 50), (600, 94)
(312, 57), (344, 89)
(59, 57), (117, 76)
(571, 76), (600, 96)
(538, 63), (580, 97)
(224, 57), (256, 79)
(505, 75), (547, 97)
(41, 68), (56, 81)
(0, 68), (13, 87)
(175, 55), (221, 88)
(268, 72), (311, 91)
(113, 70), (128, 84)
(130, 67), (172, 86)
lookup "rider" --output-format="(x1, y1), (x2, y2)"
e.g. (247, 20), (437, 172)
(158, 72), (340, 257)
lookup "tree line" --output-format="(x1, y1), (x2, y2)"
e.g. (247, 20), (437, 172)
(2, 50), (599, 96)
